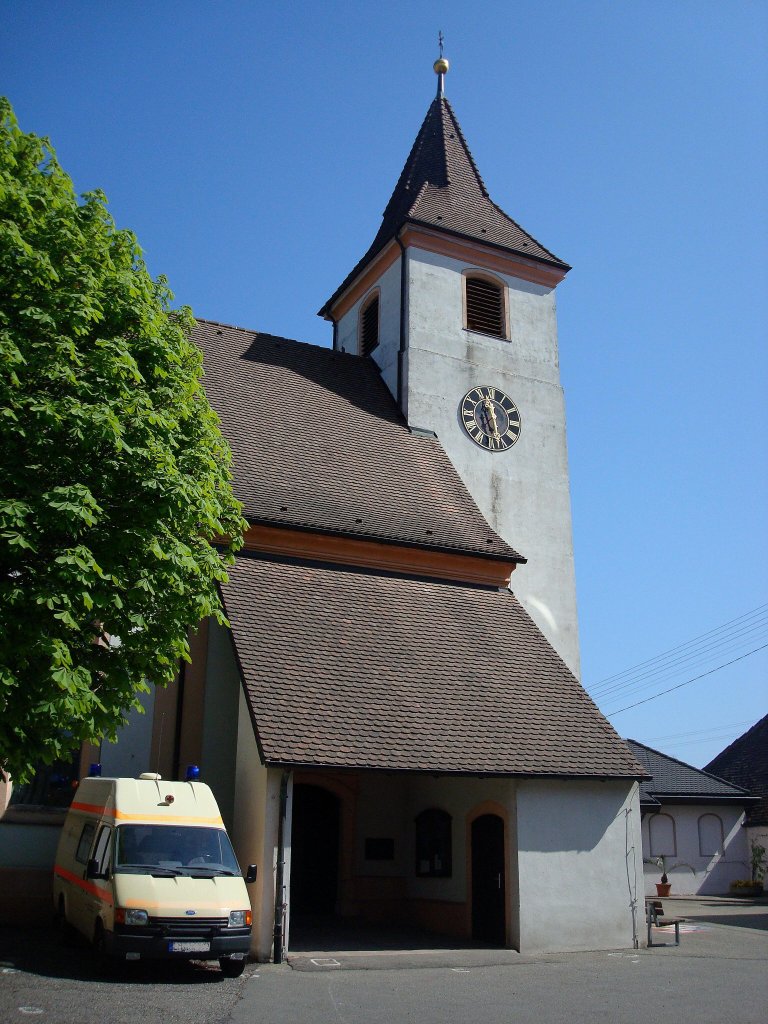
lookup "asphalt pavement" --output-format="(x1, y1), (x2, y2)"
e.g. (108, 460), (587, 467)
(1, 896), (766, 1024)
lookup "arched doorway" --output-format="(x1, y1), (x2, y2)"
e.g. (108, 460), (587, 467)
(471, 813), (506, 945)
(290, 784), (340, 916)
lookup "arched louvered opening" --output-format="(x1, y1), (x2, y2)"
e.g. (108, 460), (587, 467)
(360, 293), (380, 356)
(465, 275), (505, 338)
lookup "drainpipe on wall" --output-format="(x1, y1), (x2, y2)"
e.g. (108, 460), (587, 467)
(273, 769), (291, 963)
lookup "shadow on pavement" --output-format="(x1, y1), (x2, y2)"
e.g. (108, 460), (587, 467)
(288, 914), (497, 953)
(668, 897), (768, 934)
(0, 925), (230, 984)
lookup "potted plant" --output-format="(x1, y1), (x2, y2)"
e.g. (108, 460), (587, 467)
(655, 856), (671, 897)
(651, 856), (671, 897)
(729, 841), (766, 898)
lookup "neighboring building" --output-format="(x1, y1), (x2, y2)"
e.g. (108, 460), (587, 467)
(1, 63), (648, 953)
(627, 740), (758, 895)
(705, 714), (768, 882)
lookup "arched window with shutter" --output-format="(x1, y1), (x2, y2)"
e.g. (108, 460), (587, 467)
(415, 807), (452, 877)
(464, 273), (506, 339)
(359, 292), (380, 356)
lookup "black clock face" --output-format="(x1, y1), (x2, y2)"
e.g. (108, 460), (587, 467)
(459, 386), (521, 451)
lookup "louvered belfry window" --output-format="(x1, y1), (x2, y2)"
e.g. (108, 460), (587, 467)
(360, 294), (380, 356)
(465, 276), (505, 338)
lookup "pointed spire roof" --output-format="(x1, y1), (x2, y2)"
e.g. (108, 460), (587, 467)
(321, 92), (569, 318)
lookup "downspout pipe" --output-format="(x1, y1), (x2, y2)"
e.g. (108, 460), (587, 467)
(273, 769), (291, 963)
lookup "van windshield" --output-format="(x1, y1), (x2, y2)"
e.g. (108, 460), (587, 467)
(114, 825), (241, 877)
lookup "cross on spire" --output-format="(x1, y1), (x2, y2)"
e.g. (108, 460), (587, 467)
(433, 32), (449, 97)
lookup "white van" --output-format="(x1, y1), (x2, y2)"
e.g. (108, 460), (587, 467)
(53, 771), (256, 976)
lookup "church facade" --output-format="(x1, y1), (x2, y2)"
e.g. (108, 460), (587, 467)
(138, 67), (645, 959)
(1, 65), (647, 954)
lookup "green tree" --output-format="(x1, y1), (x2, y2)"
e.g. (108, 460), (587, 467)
(0, 98), (246, 782)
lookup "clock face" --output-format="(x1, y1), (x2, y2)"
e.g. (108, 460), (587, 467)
(459, 386), (521, 451)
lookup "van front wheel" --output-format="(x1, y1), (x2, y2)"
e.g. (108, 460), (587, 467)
(219, 956), (246, 978)
(54, 896), (67, 936)
(92, 921), (111, 974)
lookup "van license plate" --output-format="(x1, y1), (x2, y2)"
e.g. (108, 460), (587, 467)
(169, 941), (210, 953)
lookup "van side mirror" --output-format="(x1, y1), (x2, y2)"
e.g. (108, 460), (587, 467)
(86, 858), (101, 880)
(245, 864), (257, 884)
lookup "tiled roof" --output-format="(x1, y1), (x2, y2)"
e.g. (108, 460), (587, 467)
(705, 715), (768, 826)
(321, 96), (568, 317)
(193, 319), (522, 562)
(224, 551), (646, 777)
(626, 740), (754, 806)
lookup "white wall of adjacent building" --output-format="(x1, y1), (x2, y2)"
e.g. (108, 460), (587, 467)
(641, 804), (751, 895)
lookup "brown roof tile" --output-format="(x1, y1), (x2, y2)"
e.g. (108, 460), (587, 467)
(224, 551), (645, 777)
(193, 319), (522, 562)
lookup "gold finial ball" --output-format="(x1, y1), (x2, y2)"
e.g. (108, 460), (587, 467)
(433, 57), (449, 75)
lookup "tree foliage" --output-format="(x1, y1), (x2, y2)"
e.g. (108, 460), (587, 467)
(0, 98), (246, 782)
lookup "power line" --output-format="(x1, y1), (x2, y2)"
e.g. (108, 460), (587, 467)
(605, 642), (768, 717)
(587, 602), (768, 695)
(589, 619), (768, 701)
(643, 721), (752, 744)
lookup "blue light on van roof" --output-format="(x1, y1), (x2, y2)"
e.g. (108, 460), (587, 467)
(185, 764), (200, 781)
(89, 763), (102, 777)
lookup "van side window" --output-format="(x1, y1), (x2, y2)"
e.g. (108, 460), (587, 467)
(75, 822), (96, 865)
(92, 825), (112, 873)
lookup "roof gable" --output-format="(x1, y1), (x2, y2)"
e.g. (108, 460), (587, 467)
(225, 551), (645, 777)
(193, 319), (521, 563)
(320, 96), (568, 318)
(626, 739), (754, 806)
(704, 714), (768, 826)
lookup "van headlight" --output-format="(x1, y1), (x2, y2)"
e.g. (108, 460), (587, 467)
(228, 910), (252, 927)
(116, 908), (149, 926)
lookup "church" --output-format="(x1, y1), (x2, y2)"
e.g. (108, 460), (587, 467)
(4, 60), (647, 956)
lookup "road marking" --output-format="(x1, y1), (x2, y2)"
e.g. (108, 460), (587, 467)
(3, 968), (20, 974)
(18, 1009), (44, 1015)
(450, 968), (471, 972)
(310, 958), (340, 967)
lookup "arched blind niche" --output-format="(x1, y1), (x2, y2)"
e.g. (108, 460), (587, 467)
(698, 813), (724, 857)
(648, 813), (677, 857)
(465, 274), (505, 338)
(360, 293), (380, 356)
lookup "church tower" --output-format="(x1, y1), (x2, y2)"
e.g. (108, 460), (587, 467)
(320, 59), (580, 677)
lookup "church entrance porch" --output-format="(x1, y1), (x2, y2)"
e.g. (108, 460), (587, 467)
(282, 769), (517, 956)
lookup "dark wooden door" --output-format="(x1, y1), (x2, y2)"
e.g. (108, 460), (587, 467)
(471, 813), (506, 944)
(290, 784), (340, 915)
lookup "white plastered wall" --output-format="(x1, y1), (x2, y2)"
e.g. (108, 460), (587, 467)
(407, 246), (579, 676)
(641, 804), (751, 895)
(335, 254), (402, 400)
(516, 779), (642, 952)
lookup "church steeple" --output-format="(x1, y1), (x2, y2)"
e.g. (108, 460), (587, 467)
(320, 64), (568, 320)
(321, 64), (581, 677)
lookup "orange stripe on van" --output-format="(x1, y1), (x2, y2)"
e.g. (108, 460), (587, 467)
(112, 811), (224, 825)
(69, 801), (222, 826)
(54, 865), (114, 905)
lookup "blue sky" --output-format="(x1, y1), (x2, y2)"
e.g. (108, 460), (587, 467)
(3, 1), (766, 768)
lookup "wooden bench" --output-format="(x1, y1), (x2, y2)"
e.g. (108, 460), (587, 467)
(646, 899), (685, 947)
